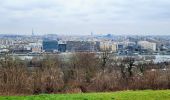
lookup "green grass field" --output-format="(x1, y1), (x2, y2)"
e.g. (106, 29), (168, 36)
(1, 90), (170, 100)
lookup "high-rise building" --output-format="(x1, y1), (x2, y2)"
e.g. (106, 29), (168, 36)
(66, 41), (95, 52)
(43, 40), (58, 52)
(58, 41), (67, 52)
(99, 41), (117, 52)
(32, 29), (34, 36)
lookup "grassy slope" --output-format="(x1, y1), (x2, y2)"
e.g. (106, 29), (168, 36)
(1, 90), (170, 100)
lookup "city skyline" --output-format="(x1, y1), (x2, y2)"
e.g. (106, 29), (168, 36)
(0, 0), (170, 35)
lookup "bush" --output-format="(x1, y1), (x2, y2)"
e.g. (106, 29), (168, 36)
(1, 53), (170, 95)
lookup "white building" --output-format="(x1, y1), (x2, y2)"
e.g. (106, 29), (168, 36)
(28, 42), (43, 53)
(100, 41), (117, 52)
(0, 49), (9, 53)
(138, 41), (156, 51)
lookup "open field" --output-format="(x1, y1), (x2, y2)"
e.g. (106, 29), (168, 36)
(0, 90), (170, 100)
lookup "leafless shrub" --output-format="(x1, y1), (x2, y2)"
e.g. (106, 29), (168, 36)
(1, 53), (170, 95)
(0, 57), (31, 95)
(33, 55), (64, 94)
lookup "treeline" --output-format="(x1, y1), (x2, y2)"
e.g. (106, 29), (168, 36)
(0, 53), (170, 95)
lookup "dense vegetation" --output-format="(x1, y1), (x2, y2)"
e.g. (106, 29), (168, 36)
(1, 90), (170, 100)
(0, 52), (170, 95)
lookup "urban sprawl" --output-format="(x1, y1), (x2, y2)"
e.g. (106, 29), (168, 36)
(0, 34), (170, 63)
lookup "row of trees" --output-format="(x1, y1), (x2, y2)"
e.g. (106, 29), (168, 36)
(0, 52), (170, 95)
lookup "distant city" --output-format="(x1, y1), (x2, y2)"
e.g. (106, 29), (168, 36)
(0, 33), (170, 55)
(1, 33), (170, 64)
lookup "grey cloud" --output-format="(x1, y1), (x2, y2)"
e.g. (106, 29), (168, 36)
(0, 0), (170, 35)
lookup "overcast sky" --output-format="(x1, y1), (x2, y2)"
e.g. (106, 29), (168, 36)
(0, 0), (170, 35)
